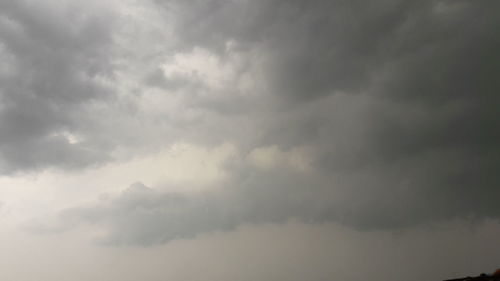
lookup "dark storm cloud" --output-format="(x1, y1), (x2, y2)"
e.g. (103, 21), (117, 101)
(28, 0), (500, 245)
(37, 148), (494, 246)
(0, 1), (115, 173)
(156, 0), (500, 225)
(161, 0), (421, 99)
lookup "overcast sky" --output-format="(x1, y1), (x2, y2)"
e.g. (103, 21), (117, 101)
(0, 0), (499, 280)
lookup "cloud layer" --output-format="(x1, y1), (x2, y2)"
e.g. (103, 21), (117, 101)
(0, 0), (117, 173)
(4, 0), (500, 246)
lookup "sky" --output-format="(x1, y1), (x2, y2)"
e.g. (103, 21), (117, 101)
(0, 0), (499, 280)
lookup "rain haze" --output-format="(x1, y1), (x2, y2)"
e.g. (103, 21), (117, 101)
(0, 0), (499, 280)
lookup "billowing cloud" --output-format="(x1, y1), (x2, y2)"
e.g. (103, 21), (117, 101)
(165, 0), (500, 223)
(0, 0), (116, 173)
(29, 138), (497, 245)
(3, 0), (500, 251)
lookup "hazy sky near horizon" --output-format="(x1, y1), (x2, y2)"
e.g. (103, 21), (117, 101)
(0, 0), (499, 280)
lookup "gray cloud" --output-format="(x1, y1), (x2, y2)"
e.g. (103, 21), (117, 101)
(155, 0), (500, 223)
(32, 174), (330, 245)
(20, 0), (500, 245)
(31, 153), (497, 246)
(0, 1), (115, 173)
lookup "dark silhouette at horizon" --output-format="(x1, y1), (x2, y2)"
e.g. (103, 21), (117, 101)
(445, 269), (500, 281)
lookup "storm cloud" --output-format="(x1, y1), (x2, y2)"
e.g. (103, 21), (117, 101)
(0, 0), (116, 173)
(6, 0), (500, 249)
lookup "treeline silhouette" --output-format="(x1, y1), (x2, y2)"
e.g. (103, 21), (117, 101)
(445, 270), (500, 281)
